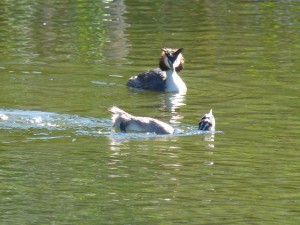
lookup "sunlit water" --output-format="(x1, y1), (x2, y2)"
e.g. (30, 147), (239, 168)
(1, 0), (299, 224)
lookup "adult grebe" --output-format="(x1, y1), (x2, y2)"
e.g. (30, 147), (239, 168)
(127, 48), (187, 94)
(109, 107), (215, 135)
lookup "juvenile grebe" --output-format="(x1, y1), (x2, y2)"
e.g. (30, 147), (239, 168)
(109, 107), (215, 135)
(109, 106), (174, 134)
(127, 48), (187, 93)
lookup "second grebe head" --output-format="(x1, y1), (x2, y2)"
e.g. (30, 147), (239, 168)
(159, 48), (184, 72)
(198, 109), (215, 131)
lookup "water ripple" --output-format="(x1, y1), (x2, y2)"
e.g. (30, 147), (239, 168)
(0, 109), (222, 143)
(0, 109), (109, 130)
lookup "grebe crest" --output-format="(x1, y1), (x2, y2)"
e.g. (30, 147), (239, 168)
(127, 48), (186, 93)
(198, 109), (215, 131)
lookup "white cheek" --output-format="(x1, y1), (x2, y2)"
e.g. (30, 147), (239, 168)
(173, 55), (181, 68)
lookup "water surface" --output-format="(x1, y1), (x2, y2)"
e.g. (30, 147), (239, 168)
(0, 0), (299, 224)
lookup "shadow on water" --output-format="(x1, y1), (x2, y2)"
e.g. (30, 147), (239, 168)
(0, 108), (222, 143)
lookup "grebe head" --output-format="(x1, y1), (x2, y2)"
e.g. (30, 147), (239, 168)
(198, 109), (215, 131)
(159, 48), (184, 72)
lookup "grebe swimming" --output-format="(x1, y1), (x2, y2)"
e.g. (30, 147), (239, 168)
(109, 107), (215, 135)
(127, 48), (187, 94)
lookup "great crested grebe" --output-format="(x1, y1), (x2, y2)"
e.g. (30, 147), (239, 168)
(127, 48), (187, 93)
(198, 109), (215, 132)
(109, 106), (215, 135)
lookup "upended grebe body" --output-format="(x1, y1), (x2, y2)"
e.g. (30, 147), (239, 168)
(110, 106), (174, 135)
(109, 107), (215, 135)
(127, 48), (187, 94)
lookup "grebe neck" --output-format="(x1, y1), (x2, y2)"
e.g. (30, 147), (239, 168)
(165, 69), (187, 94)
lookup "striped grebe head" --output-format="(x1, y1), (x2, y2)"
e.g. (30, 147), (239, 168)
(159, 48), (184, 72)
(198, 109), (215, 131)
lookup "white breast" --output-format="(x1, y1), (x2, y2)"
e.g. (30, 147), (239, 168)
(165, 70), (187, 94)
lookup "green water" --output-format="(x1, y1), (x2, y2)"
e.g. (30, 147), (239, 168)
(0, 0), (299, 224)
